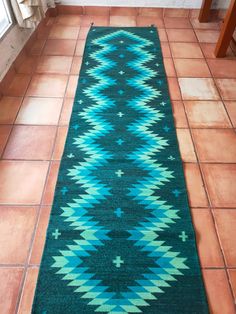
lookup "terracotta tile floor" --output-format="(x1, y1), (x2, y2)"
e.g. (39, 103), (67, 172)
(0, 12), (236, 314)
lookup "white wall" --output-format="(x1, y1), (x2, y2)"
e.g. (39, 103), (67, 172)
(60, 0), (231, 9)
(0, 0), (48, 81)
(0, 27), (33, 81)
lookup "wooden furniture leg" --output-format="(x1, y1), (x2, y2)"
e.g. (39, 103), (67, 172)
(215, 0), (236, 57)
(199, 0), (213, 22)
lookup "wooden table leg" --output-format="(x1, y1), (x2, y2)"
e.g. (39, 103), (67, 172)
(199, 0), (213, 22)
(215, 0), (236, 57)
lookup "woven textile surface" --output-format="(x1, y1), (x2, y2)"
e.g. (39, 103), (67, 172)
(33, 26), (208, 314)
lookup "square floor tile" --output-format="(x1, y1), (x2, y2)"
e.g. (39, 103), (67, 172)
(164, 8), (189, 18)
(160, 42), (171, 57)
(65, 75), (78, 98)
(176, 128), (196, 162)
(75, 40), (86, 56)
(215, 79), (236, 100)
(166, 29), (197, 42)
(84, 6), (110, 16)
(184, 101), (231, 128)
(174, 59), (211, 77)
(228, 270), (236, 301)
(178, 78), (220, 100)
(78, 27), (90, 39)
(0, 126), (11, 156)
(15, 57), (38, 74)
(37, 24), (51, 39)
(4, 75), (31, 97)
(13, 54), (29, 72)
(18, 267), (38, 314)
(3, 125), (57, 160)
(207, 59), (236, 78)
(184, 163), (208, 207)
(202, 269), (235, 314)
(139, 8), (163, 17)
(81, 15), (109, 26)
(36, 56), (73, 74)
(171, 100), (188, 128)
(12, 53), (28, 72)
(110, 16), (136, 26)
(15, 97), (63, 125)
(224, 101), (236, 127)
(214, 209), (236, 267)
(0, 161), (49, 205)
(158, 29), (168, 42)
(195, 30), (220, 43)
(110, 7), (138, 15)
(170, 42), (203, 58)
(52, 126), (68, 160)
(192, 129), (236, 162)
(136, 16), (164, 27)
(200, 43), (235, 58)
(164, 17), (192, 28)
(0, 97), (22, 124)
(167, 78), (182, 100)
(71, 56), (82, 74)
(49, 25), (79, 40)
(163, 58), (176, 77)
(202, 163), (236, 207)
(190, 10), (203, 19)
(43, 39), (76, 56)
(191, 208), (224, 267)
(0, 268), (23, 314)
(190, 18), (220, 30)
(26, 74), (68, 98)
(57, 6), (83, 15)
(29, 39), (46, 56)
(55, 15), (82, 26)
(59, 98), (74, 125)
(0, 206), (37, 264)
(42, 161), (60, 205)
(30, 206), (51, 264)
(46, 17), (55, 26)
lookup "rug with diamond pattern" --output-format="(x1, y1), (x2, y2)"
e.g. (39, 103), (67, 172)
(32, 26), (209, 314)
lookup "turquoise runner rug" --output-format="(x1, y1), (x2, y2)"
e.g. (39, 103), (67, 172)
(33, 27), (208, 313)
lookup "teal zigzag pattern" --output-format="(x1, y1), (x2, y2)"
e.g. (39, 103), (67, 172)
(52, 29), (116, 301)
(51, 30), (188, 313)
(124, 38), (188, 301)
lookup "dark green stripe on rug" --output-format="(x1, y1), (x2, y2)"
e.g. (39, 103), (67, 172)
(33, 27), (208, 314)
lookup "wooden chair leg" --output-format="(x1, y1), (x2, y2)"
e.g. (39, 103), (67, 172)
(215, 0), (236, 57)
(199, 0), (213, 22)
